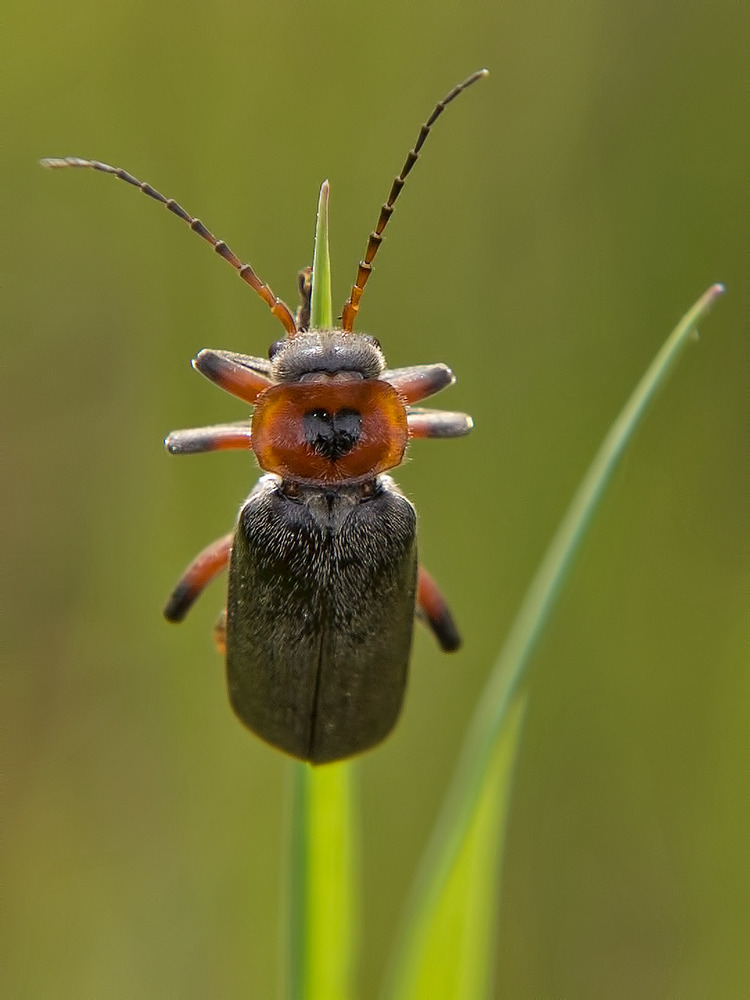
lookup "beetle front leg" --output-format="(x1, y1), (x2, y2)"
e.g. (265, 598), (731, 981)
(416, 565), (461, 652)
(165, 421), (252, 455)
(408, 407), (473, 438)
(164, 531), (233, 622)
(192, 349), (273, 404)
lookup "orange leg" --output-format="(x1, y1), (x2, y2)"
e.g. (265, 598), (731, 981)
(408, 408), (473, 438)
(382, 363), (455, 404)
(213, 609), (227, 656)
(165, 421), (252, 455)
(164, 532), (233, 622)
(417, 565), (461, 652)
(192, 349), (273, 404)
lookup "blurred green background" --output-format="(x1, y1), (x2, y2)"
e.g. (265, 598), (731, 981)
(3, 1), (748, 997)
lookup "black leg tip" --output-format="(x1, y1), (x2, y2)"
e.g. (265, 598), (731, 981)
(163, 583), (193, 623)
(435, 614), (461, 653)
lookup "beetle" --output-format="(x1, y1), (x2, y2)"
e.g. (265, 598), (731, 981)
(41, 69), (486, 763)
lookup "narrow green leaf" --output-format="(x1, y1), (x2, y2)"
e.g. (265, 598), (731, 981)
(385, 284), (725, 998)
(310, 180), (332, 330)
(387, 696), (526, 1000)
(287, 761), (357, 1000)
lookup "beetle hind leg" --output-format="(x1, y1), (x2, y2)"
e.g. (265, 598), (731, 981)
(214, 609), (227, 655)
(417, 565), (461, 652)
(164, 531), (233, 622)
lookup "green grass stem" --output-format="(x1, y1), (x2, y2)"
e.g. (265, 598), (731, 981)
(286, 183), (355, 1000)
(287, 761), (356, 1000)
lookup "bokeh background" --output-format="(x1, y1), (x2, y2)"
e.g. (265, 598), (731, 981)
(3, 1), (748, 997)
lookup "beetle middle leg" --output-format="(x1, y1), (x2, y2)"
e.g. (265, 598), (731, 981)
(407, 407), (473, 438)
(165, 421), (252, 455)
(164, 531), (233, 622)
(417, 565), (461, 652)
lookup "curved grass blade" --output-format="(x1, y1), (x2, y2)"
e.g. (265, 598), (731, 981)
(384, 284), (725, 999)
(388, 696), (526, 999)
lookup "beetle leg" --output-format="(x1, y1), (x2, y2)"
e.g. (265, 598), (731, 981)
(382, 363), (455, 403)
(417, 565), (461, 652)
(164, 531), (233, 622)
(165, 421), (252, 455)
(193, 349), (274, 404)
(408, 408), (473, 438)
(214, 609), (227, 655)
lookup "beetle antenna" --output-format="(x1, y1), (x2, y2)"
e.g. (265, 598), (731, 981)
(40, 157), (298, 336)
(340, 69), (488, 333)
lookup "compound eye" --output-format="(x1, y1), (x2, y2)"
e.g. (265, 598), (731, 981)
(268, 340), (285, 360)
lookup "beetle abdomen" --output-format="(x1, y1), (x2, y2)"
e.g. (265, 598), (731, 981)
(226, 475), (417, 763)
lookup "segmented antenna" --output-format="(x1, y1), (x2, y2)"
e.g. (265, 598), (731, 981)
(40, 157), (298, 336)
(340, 69), (488, 333)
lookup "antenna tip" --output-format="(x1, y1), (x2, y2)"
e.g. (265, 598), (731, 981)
(463, 68), (489, 89)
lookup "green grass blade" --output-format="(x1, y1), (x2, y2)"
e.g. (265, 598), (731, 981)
(387, 695), (526, 1000)
(310, 180), (332, 330)
(287, 761), (357, 1000)
(385, 283), (725, 998)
